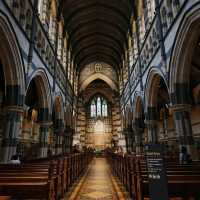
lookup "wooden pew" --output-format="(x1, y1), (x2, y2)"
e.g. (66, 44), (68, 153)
(0, 196), (11, 200)
(0, 161), (55, 200)
(106, 152), (200, 200)
(136, 158), (200, 200)
(0, 152), (93, 200)
(0, 161), (63, 199)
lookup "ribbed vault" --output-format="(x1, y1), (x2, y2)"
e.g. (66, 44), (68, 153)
(61, 0), (133, 73)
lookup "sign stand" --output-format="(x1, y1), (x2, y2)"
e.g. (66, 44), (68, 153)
(145, 143), (169, 200)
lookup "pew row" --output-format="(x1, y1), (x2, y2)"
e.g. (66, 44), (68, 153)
(106, 152), (200, 200)
(0, 152), (93, 200)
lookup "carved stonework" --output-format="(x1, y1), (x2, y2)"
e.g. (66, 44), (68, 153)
(94, 63), (102, 72)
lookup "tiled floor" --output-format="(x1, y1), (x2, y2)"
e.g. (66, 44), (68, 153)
(73, 158), (121, 200)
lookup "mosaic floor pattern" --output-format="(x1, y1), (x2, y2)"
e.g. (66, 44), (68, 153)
(74, 158), (119, 200)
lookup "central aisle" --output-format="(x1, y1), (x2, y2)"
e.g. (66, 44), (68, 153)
(74, 158), (120, 200)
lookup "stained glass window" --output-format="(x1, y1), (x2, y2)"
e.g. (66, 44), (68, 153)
(90, 100), (96, 117)
(102, 100), (108, 117)
(97, 97), (101, 116)
(90, 96), (108, 118)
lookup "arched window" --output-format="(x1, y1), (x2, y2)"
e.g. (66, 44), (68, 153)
(90, 100), (96, 117)
(97, 97), (101, 116)
(90, 96), (108, 118)
(102, 100), (108, 117)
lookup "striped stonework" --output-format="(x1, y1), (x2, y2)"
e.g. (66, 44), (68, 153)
(38, 108), (50, 157)
(1, 105), (24, 162)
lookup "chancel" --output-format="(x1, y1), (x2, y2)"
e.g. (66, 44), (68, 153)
(0, 0), (200, 199)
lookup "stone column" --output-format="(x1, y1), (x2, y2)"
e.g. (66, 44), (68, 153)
(172, 104), (195, 157)
(2, 106), (23, 162)
(63, 126), (73, 153)
(146, 121), (158, 143)
(124, 127), (134, 153)
(146, 107), (159, 144)
(38, 108), (50, 158)
(55, 135), (63, 155)
(55, 119), (64, 155)
(38, 123), (50, 157)
(134, 119), (144, 155)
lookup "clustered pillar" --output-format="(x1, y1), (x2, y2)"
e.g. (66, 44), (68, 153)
(134, 118), (144, 155)
(173, 104), (195, 158)
(63, 126), (73, 153)
(55, 118), (64, 155)
(146, 107), (158, 144)
(124, 125), (134, 153)
(38, 108), (50, 158)
(2, 106), (23, 162)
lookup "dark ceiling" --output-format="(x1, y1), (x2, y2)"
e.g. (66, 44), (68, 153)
(61, 0), (133, 73)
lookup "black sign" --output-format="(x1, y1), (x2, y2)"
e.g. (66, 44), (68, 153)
(145, 144), (169, 200)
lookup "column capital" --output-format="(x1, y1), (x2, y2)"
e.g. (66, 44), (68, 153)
(170, 104), (191, 112)
(39, 121), (53, 127)
(6, 105), (24, 113)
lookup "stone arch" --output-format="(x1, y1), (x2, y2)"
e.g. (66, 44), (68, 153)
(169, 5), (200, 158)
(169, 4), (200, 104)
(26, 69), (52, 112)
(133, 95), (144, 121)
(144, 68), (171, 143)
(133, 95), (146, 152)
(145, 68), (169, 110)
(88, 90), (113, 104)
(0, 12), (26, 161)
(79, 73), (118, 92)
(0, 11), (25, 102)
(25, 69), (52, 157)
(86, 91), (113, 104)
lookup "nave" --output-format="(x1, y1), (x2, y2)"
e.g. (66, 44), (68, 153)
(1, 150), (200, 200)
(68, 158), (128, 200)
(1, 0), (200, 199)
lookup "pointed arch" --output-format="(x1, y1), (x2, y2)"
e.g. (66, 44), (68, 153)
(26, 69), (52, 112)
(144, 68), (169, 111)
(0, 11), (25, 103)
(169, 5), (200, 104)
(79, 73), (117, 92)
(133, 95), (144, 121)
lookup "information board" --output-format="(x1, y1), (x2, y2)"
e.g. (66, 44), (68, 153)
(145, 144), (169, 200)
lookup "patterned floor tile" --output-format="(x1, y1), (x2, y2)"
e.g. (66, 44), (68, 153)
(75, 158), (118, 200)
(67, 158), (130, 200)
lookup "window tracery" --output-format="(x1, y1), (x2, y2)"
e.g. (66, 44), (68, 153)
(90, 96), (108, 118)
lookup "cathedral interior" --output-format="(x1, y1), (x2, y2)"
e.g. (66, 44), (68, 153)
(0, 0), (200, 199)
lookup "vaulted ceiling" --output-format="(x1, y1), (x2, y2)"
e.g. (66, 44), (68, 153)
(61, 0), (133, 73)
